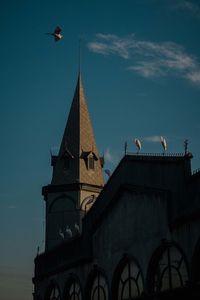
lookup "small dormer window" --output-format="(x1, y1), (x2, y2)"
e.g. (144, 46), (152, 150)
(81, 150), (97, 170)
(88, 156), (94, 170)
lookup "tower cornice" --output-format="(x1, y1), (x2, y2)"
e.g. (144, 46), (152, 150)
(42, 183), (103, 198)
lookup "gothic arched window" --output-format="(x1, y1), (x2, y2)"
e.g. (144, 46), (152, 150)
(117, 260), (143, 299)
(153, 245), (188, 292)
(46, 285), (61, 300)
(65, 280), (82, 300)
(90, 272), (109, 300)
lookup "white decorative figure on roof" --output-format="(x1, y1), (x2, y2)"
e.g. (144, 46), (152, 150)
(59, 228), (65, 240)
(160, 136), (167, 152)
(134, 138), (142, 154)
(65, 226), (72, 239)
(46, 26), (63, 42)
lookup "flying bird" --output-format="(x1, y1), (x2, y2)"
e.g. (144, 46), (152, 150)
(46, 26), (63, 42)
(160, 136), (167, 152)
(134, 138), (142, 153)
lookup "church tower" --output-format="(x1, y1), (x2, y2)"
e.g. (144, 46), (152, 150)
(42, 73), (104, 250)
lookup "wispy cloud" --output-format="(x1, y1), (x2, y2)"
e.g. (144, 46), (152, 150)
(88, 34), (200, 86)
(104, 148), (120, 165)
(89, 34), (132, 59)
(175, 0), (200, 15)
(104, 148), (115, 164)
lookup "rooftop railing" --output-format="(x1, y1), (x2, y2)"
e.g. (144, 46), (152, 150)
(126, 152), (187, 157)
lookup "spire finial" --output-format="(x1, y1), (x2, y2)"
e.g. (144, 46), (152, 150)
(78, 37), (82, 78)
(184, 139), (189, 155)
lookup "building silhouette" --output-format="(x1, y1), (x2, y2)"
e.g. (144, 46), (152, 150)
(33, 72), (200, 300)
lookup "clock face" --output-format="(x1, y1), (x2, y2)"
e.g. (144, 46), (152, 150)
(80, 195), (96, 212)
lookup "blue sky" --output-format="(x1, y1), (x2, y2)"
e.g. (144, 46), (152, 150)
(0, 0), (200, 299)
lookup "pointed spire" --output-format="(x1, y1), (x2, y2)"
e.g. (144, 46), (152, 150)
(52, 75), (104, 187)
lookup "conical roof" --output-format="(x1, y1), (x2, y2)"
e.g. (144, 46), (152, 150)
(52, 75), (104, 186)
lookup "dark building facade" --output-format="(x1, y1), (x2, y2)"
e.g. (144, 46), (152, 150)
(33, 73), (200, 300)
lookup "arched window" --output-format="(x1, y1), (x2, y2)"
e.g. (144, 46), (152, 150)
(48, 195), (77, 245)
(49, 195), (76, 213)
(117, 260), (143, 300)
(90, 272), (109, 300)
(65, 279), (82, 300)
(46, 285), (61, 300)
(151, 244), (189, 292)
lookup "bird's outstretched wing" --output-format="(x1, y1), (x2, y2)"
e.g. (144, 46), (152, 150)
(54, 26), (62, 34)
(54, 35), (60, 42)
